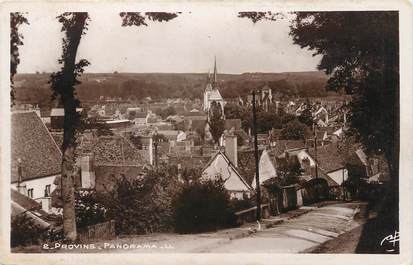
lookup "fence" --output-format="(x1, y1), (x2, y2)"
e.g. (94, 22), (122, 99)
(234, 203), (270, 225)
(78, 220), (116, 243)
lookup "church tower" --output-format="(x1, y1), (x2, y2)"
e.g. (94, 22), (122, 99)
(203, 57), (224, 115)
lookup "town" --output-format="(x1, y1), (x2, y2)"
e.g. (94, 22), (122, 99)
(8, 10), (399, 255)
(11, 59), (390, 253)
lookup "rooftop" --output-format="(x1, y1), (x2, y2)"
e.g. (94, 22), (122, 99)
(11, 112), (62, 183)
(308, 144), (345, 173)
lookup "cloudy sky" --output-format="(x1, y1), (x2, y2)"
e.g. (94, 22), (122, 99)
(18, 9), (321, 74)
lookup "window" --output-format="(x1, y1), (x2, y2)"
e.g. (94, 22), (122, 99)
(45, 185), (51, 197)
(27, 188), (34, 198)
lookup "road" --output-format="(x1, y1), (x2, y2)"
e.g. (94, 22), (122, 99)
(49, 202), (364, 253)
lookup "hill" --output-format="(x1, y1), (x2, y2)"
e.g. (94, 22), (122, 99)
(13, 71), (336, 107)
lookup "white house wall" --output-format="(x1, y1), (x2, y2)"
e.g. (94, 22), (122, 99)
(11, 174), (58, 213)
(296, 150), (316, 167)
(203, 154), (250, 192)
(255, 150), (277, 188)
(327, 168), (348, 186)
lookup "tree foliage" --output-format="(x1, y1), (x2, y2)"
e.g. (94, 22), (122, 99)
(290, 12), (399, 175)
(75, 190), (108, 229)
(172, 178), (234, 234)
(280, 119), (310, 140)
(208, 101), (224, 144)
(11, 213), (47, 247)
(238, 11), (284, 23)
(298, 98), (314, 126)
(10, 12), (29, 105)
(120, 12), (180, 27)
(155, 106), (176, 120)
(102, 166), (182, 235)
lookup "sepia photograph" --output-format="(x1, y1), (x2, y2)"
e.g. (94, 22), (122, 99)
(1, 2), (412, 264)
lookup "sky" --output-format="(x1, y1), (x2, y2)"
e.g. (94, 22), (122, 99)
(17, 9), (321, 74)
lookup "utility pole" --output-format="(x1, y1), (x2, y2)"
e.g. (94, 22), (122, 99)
(342, 165), (346, 201)
(314, 125), (319, 201)
(252, 90), (261, 221)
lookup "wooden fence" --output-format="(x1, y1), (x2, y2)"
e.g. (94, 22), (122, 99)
(234, 203), (270, 225)
(78, 220), (116, 243)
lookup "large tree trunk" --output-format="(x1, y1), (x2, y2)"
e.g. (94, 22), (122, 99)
(57, 13), (89, 241)
(61, 146), (77, 241)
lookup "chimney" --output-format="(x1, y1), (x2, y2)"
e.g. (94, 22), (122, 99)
(224, 134), (238, 167)
(80, 155), (95, 189)
(16, 158), (27, 195)
(302, 157), (311, 175)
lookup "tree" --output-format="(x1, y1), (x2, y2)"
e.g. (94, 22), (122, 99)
(208, 101), (225, 144)
(50, 12), (181, 241)
(289, 12), (398, 177)
(280, 119), (310, 140)
(49, 12), (90, 242)
(172, 178), (233, 233)
(102, 166), (182, 235)
(10, 13), (29, 106)
(276, 156), (304, 186)
(156, 106), (176, 120)
(11, 213), (47, 247)
(298, 98), (314, 126)
(289, 12), (399, 253)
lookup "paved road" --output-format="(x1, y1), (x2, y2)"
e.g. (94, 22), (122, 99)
(51, 202), (363, 253)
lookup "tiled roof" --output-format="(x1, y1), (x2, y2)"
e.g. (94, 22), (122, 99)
(93, 136), (146, 166)
(11, 189), (41, 211)
(11, 112), (62, 183)
(269, 140), (307, 157)
(308, 144), (345, 173)
(50, 132), (63, 151)
(237, 149), (262, 186)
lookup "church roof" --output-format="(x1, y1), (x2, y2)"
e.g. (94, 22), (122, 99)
(207, 89), (223, 101)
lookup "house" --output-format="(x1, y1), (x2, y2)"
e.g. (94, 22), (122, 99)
(11, 112), (62, 213)
(202, 134), (252, 199)
(132, 112), (148, 126)
(50, 108), (83, 130)
(39, 109), (51, 125)
(146, 113), (158, 124)
(183, 109), (208, 122)
(80, 135), (148, 193)
(157, 130), (184, 142)
(11, 189), (51, 229)
(313, 106), (329, 126)
(308, 144), (348, 187)
(105, 119), (131, 129)
(255, 139), (316, 188)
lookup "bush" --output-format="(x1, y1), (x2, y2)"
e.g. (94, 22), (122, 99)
(11, 213), (48, 247)
(103, 166), (182, 235)
(75, 190), (108, 229)
(229, 197), (255, 212)
(172, 178), (234, 234)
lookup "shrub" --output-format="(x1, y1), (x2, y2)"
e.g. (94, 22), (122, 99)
(103, 166), (182, 235)
(229, 197), (255, 212)
(172, 178), (234, 234)
(11, 213), (47, 247)
(75, 189), (108, 229)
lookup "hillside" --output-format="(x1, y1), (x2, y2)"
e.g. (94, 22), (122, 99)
(13, 71), (335, 107)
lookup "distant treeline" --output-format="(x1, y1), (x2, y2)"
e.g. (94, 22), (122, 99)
(13, 72), (338, 108)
